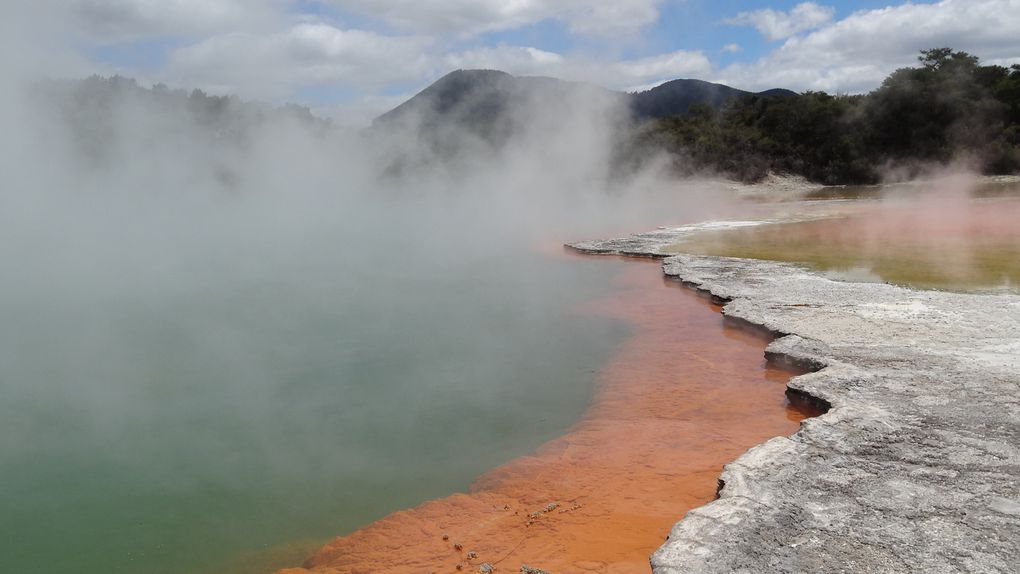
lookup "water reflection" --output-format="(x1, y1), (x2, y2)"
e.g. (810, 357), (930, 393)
(671, 191), (1020, 293)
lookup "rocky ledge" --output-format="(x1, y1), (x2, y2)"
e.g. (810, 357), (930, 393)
(569, 236), (1020, 573)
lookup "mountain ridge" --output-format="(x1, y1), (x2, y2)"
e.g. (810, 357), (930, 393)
(373, 69), (796, 127)
(630, 77), (796, 119)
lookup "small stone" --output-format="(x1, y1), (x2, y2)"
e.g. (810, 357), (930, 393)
(520, 565), (550, 574)
(442, 534), (450, 541)
(479, 563), (494, 574)
(467, 551), (478, 560)
(454, 543), (464, 552)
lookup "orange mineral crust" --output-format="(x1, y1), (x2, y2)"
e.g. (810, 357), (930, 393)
(278, 257), (815, 574)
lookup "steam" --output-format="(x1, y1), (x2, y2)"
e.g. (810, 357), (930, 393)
(869, 168), (1020, 287)
(0, 55), (745, 574)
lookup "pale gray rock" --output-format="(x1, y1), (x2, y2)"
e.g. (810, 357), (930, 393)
(569, 235), (1020, 573)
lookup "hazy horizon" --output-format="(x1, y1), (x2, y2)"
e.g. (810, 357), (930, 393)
(4, 1), (1020, 126)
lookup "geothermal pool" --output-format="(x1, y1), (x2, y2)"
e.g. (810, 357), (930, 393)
(0, 243), (634, 574)
(282, 256), (819, 574)
(14, 181), (1007, 573)
(669, 195), (1020, 292)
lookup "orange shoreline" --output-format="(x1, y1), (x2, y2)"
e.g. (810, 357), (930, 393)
(277, 256), (816, 574)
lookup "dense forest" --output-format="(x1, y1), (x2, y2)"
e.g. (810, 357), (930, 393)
(623, 49), (1020, 184)
(33, 49), (1020, 187)
(32, 76), (328, 174)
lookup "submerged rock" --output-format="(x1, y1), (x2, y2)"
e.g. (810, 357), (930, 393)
(569, 231), (1020, 573)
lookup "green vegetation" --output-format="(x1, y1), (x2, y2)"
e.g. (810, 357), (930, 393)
(35, 75), (327, 173)
(623, 49), (1020, 184)
(39, 53), (1020, 187)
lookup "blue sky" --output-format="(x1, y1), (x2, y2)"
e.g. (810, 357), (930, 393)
(12, 0), (1020, 124)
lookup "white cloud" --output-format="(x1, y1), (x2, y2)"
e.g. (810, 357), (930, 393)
(611, 51), (712, 88)
(47, 0), (1020, 124)
(722, 43), (742, 54)
(2, 1), (98, 80)
(725, 2), (835, 41)
(320, 0), (661, 37)
(565, 3), (661, 36)
(67, 0), (281, 43)
(159, 16), (712, 104)
(716, 0), (1020, 93)
(441, 45), (710, 91)
(165, 24), (433, 99)
(443, 46), (566, 77)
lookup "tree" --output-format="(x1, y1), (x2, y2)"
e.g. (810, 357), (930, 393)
(918, 48), (979, 73)
(624, 48), (1019, 184)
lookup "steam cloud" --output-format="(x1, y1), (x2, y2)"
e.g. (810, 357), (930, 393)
(0, 23), (739, 573)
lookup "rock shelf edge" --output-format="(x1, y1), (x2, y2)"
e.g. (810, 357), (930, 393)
(567, 239), (1020, 574)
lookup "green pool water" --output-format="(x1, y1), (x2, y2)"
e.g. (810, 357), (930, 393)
(0, 204), (631, 574)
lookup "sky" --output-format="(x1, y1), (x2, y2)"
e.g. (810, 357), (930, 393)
(6, 0), (1020, 124)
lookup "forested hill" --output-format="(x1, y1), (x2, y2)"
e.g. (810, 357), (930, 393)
(372, 69), (624, 147)
(32, 75), (328, 171)
(367, 70), (797, 173)
(623, 49), (1020, 184)
(630, 79), (796, 120)
(375, 49), (1019, 185)
(375, 70), (794, 129)
(32, 48), (1020, 187)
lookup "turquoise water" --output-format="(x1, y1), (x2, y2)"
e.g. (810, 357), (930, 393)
(0, 200), (631, 574)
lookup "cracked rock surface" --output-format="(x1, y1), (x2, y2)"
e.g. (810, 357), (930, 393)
(569, 236), (1020, 573)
